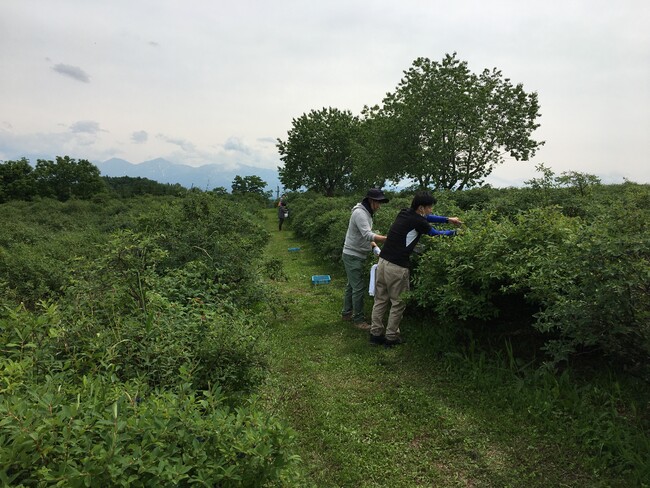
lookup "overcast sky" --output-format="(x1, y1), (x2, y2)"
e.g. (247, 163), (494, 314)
(1, 0), (649, 187)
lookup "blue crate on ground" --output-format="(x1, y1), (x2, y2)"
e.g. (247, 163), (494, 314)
(288, 247), (301, 252)
(311, 274), (331, 285)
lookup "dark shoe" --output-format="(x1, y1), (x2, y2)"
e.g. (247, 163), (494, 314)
(384, 337), (406, 348)
(341, 313), (353, 322)
(369, 334), (385, 346)
(353, 321), (371, 331)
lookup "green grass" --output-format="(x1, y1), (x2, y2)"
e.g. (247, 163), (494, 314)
(260, 209), (647, 487)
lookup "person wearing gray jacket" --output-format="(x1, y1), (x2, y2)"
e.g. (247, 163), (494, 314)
(341, 188), (389, 329)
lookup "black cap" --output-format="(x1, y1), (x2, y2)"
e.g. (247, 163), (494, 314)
(365, 188), (389, 203)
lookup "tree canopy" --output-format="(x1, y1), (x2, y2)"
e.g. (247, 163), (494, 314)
(371, 53), (543, 190)
(277, 54), (544, 195)
(103, 176), (186, 198)
(231, 175), (271, 199)
(1, 156), (105, 202)
(0, 157), (36, 202)
(33, 156), (105, 201)
(277, 107), (360, 196)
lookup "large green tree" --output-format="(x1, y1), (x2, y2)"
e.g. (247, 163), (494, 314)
(370, 53), (543, 190)
(33, 156), (105, 201)
(277, 107), (360, 196)
(351, 108), (396, 190)
(231, 175), (270, 198)
(0, 157), (37, 202)
(103, 176), (186, 197)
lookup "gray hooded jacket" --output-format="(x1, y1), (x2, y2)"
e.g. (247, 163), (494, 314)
(342, 202), (377, 259)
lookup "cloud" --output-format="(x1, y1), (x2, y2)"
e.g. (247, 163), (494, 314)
(69, 120), (101, 134)
(0, 124), (282, 173)
(157, 134), (196, 152)
(51, 63), (91, 83)
(131, 130), (148, 143)
(146, 133), (279, 170)
(0, 129), (82, 162)
(257, 136), (277, 145)
(223, 136), (251, 155)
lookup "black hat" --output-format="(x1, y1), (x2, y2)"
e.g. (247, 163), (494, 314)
(365, 188), (389, 203)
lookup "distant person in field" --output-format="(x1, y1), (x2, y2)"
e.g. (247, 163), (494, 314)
(341, 188), (389, 330)
(370, 190), (462, 347)
(278, 201), (288, 231)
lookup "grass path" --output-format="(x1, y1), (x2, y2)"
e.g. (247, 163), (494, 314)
(259, 209), (616, 488)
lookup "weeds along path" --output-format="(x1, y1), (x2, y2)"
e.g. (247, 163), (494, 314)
(259, 209), (607, 488)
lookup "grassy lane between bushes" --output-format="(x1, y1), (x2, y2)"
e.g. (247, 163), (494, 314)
(259, 209), (634, 488)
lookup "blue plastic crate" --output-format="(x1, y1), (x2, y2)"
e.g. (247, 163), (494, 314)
(311, 274), (331, 285)
(288, 247), (301, 252)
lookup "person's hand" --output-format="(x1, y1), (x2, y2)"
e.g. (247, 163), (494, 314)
(448, 217), (463, 227)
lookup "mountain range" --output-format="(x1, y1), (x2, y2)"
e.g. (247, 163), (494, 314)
(97, 158), (282, 194)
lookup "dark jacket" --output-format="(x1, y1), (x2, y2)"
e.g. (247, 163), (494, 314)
(381, 209), (456, 268)
(278, 203), (288, 219)
(380, 208), (431, 268)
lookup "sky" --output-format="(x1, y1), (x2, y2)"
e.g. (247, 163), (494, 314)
(1, 0), (649, 187)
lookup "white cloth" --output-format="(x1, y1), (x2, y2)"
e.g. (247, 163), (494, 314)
(369, 263), (378, 296)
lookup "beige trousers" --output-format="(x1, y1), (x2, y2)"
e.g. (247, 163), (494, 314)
(370, 258), (410, 340)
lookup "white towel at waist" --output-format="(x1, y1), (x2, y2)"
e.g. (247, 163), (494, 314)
(369, 263), (378, 296)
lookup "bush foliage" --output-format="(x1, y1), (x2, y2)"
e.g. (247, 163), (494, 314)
(0, 192), (300, 485)
(288, 184), (650, 378)
(1, 370), (297, 487)
(2, 180), (648, 484)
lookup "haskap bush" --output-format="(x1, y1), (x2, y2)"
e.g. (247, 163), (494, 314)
(0, 191), (300, 486)
(412, 204), (650, 375)
(59, 228), (268, 394)
(529, 201), (650, 375)
(0, 374), (300, 487)
(134, 192), (269, 307)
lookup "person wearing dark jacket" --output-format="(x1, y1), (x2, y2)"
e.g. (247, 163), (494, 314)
(370, 191), (462, 347)
(278, 201), (288, 231)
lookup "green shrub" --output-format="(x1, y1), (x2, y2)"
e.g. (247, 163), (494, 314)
(135, 193), (269, 307)
(99, 309), (267, 394)
(530, 202), (650, 373)
(0, 375), (300, 487)
(0, 243), (70, 306)
(0, 198), (151, 307)
(411, 204), (650, 375)
(0, 301), (63, 384)
(60, 242), (268, 393)
(0, 192), (301, 487)
(262, 257), (288, 281)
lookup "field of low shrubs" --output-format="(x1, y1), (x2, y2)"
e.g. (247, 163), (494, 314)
(0, 193), (301, 486)
(2, 179), (649, 485)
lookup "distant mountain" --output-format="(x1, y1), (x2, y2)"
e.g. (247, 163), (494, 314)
(98, 158), (282, 193)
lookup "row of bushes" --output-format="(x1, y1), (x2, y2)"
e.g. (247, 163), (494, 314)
(1, 193), (301, 485)
(286, 184), (650, 377)
(412, 203), (649, 374)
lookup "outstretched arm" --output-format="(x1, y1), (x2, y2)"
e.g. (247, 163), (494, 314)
(427, 214), (463, 226)
(428, 227), (456, 237)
